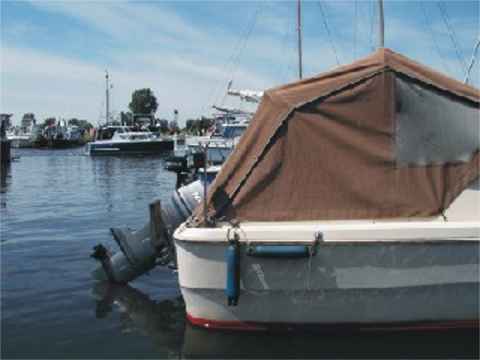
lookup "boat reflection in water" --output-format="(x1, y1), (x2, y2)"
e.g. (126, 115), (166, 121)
(92, 282), (185, 357)
(92, 282), (479, 359)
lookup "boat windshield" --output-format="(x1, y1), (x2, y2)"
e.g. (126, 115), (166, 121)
(97, 126), (130, 140)
(118, 134), (152, 140)
(222, 125), (247, 139)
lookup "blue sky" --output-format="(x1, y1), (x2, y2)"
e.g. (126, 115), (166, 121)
(1, 0), (479, 126)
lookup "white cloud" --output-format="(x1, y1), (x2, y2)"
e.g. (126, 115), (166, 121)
(1, 1), (478, 126)
(0, 44), (275, 126)
(27, 1), (205, 44)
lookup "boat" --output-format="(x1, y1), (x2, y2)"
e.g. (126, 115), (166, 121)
(86, 125), (174, 155)
(185, 87), (259, 164)
(87, 71), (174, 156)
(7, 133), (33, 148)
(173, 47), (480, 331)
(174, 133), (186, 146)
(90, 0), (479, 333)
(186, 121), (250, 164)
(91, 283), (479, 358)
(35, 120), (86, 148)
(6, 113), (38, 148)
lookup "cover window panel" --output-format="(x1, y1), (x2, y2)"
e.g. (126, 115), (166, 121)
(395, 76), (479, 166)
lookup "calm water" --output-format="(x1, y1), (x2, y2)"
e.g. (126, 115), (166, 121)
(1, 148), (478, 359)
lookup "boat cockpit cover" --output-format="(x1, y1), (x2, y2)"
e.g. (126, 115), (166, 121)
(193, 48), (480, 224)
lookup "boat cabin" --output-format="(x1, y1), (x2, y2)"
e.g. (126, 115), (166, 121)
(95, 126), (155, 141)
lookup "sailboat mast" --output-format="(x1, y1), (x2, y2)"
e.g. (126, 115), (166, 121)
(378, 0), (384, 48)
(297, 0), (303, 79)
(105, 70), (110, 124)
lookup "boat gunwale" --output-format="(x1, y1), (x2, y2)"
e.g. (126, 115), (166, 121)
(174, 221), (480, 244)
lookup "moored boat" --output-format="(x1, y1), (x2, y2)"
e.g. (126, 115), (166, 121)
(7, 134), (33, 148)
(173, 47), (480, 331)
(186, 121), (249, 164)
(87, 126), (174, 155)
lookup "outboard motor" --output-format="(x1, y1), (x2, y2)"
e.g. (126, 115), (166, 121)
(91, 178), (208, 284)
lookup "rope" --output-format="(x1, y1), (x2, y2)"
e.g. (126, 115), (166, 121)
(436, 1), (467, 73)
(317, 1), (341, 66)
(419, 2), (451, 75)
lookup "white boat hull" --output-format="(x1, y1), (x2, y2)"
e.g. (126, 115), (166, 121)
(174, 222), (479, 330)
(8, 136), (33, 148)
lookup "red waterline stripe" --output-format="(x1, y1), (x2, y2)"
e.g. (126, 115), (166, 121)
(186, 313), (479, 332)
(186, 313), (266, 331)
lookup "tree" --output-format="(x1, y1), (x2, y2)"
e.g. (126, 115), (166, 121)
(185, 119), (195, 131)
(200, 116), (214, 135)
(169, 120), (179, 133)
(159, 119), (169, 133)
(68, 118), (93, 129)
(128, 88), (158, 115)
(120, 111), (133, 126)
(42, 117), (56, 128)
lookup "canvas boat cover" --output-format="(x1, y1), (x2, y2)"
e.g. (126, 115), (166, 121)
(193, 48), (480, 225)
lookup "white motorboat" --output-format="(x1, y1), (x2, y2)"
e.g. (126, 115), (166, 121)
(173, 48), (480, 331)
(186, 122), (249, 164)
(6, 113), (38, 148)
(87, 126), (174, 155)
(90, 283), (476, 358)
(7, 133), (33, 148)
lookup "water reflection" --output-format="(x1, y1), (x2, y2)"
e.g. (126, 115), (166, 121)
(92, 282), (185, 357)
(0, 162), (11, 193)
(90, 154), (173, 214)
(92, 283), (479, 359)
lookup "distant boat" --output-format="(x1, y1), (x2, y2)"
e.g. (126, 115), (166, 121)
(34, 121), (86, 149)
(7, 133), (33, 148)
(6, 120), (38, 148)
(86, 126), (174, 155)
(186, 121), (249, 164)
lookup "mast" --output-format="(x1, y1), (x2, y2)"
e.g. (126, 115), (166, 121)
(297, 0), (303, 79)
(378, 0), (384, 48)
(105, 70), (110, 124)
(464, 37), (480, 84)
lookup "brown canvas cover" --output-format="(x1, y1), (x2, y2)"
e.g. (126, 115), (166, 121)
(193, 48), (480, 224)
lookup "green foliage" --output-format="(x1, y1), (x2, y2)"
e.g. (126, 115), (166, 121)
(68, 118), (94, 129)
(120, 111), (134, 126)
(42, 117), (56, 128)
(129, 88), (158, 115)
(157, 119), (169, 133)
(183, 117), (214, 135)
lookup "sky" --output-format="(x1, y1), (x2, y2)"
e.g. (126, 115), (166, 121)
(1, 0), (479, 126)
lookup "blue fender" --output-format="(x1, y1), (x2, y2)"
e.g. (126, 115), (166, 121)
(225, 241), (240, 306)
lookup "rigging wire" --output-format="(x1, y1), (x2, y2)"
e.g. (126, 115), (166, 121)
(436, 1), (467, 73)
(278, 7), (296, 83)
(200, 2), (261, 115)
(464, 37), (480, 84)
(354, 0), (357, 60)
(221, 3), (262, 106)
(369, 0), (376, 51)
(316, 1), (341, 66)
(419, 2), (451, 75)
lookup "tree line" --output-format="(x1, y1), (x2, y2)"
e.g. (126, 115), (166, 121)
(18, 87), (214, 134)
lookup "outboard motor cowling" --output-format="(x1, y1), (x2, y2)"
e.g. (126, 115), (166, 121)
(91, 179), (208, 283)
